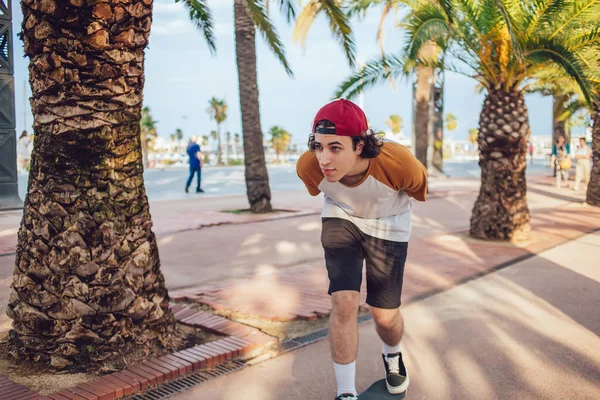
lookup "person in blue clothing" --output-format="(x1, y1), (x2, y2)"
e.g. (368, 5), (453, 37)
(186, 135), (204, 193)
(551, 135), (571, 187)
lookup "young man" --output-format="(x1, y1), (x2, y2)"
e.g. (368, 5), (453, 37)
(297, 99), (427, 400)
(185, 135), (204, 193)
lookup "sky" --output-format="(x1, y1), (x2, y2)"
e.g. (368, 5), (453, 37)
(10, 0), (579, 144)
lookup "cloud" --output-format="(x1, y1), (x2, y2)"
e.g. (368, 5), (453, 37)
(152, 19), (194, 36)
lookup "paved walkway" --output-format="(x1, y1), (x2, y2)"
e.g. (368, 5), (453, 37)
(0, 177), (593, 331)
(170, 231), (600, 400)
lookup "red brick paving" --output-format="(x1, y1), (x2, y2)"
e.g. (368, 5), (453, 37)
(0, 377), (38, 400)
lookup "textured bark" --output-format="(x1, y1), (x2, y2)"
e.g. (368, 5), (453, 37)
(414, 66), (432, 168)
(141, 137), (149, 169)
(586, 102), (600, 206)
(552, 94), (569, 144)
(470, 89), (531, 240)
(413, 41), (438, 169)
(216, 126), (223, 166)
(234, 0), (272, 213)
(9, 0), (175, 369)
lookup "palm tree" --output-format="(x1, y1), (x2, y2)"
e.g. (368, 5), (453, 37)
(445, 113), (457, 139)
(186, 0), (352, 213)
(234, 132), (241, 158)
(206, 97), (227, 165)
(385, 114), (403, 136)
(175, 128), (184, 153)
(201, 135), (209, 147)
(8, 0), (175, 369)
(336, 0), (598, 240)
(468, 128), (479, 145)
(269, 126), (292, 161)
(140, 106), (158, 169)
(584, 51), (600, 206)
(169, 133), (176, 153)
(225, 131), (232, 164)
(589, 97), (600, 206)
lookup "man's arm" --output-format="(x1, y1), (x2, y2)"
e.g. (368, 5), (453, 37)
(296, 151), (322, 196)
(384, 143), (428, 201)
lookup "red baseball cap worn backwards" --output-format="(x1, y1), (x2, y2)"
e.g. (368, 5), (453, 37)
(312, 99), (369, 137)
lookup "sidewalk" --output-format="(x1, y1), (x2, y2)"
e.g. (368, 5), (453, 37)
(170, 231), (600, 400)
(0, 177), (594, 330)
(168, 184), (600, 322)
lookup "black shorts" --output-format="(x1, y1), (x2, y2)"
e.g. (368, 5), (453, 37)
(321, 218), (408, 309)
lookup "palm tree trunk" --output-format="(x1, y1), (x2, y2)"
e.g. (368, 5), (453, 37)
(414, 66), (431, 168)
(586, 101), (600, 206)
(217, 125), (223, 165)
(9, 0), (175, 369)
(552, 94), (569, 177)
(470, 88), (531, 240)
(413, 41), (439, 170)
(141, 136), (149, 169)
(234, 0), (272, 213)
(552, 94), (569, 143)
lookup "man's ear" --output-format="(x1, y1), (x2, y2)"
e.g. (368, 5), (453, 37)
(355, 139), (364, 155)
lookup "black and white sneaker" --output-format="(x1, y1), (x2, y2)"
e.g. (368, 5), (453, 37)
(335, 394), (358, 400)
(382, 352), (409, 394)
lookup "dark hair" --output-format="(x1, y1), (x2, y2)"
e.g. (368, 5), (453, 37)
(19, 130), (28, 139)
(308, 121), (383, 159)
(579, 137), (586, 142)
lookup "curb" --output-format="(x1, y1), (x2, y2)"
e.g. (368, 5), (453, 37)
(0, 304), (278, 400)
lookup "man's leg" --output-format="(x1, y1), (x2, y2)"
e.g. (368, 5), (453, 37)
(364, 238), (409, 394)
(185, 167), (195, 192)
(321, 218), (364, 398)
(330, 291), (360, 397)
(370, 306), (404, 351)
(196, 167), (203, 192)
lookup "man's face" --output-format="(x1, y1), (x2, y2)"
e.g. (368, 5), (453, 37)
(313, 133), (363, 182)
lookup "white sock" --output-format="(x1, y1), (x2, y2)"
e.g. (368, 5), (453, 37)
(383, 341), (401, 355)
(334, 361), (357, 396)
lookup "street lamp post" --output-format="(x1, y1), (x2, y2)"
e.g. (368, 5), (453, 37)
(0, 0), (22, 210)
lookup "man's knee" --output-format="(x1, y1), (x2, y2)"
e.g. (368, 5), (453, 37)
(371, 307), (401, 330)
(331, 291), (360, 321)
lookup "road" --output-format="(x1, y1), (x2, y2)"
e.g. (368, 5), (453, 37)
(16, 160), (551, 203)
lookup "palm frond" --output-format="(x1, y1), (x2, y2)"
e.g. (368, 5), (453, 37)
(549, 0), (600, 40)
(293, 0), (356, 67)
(526, 38), (593, 104)
(178, 0), (216, 54)
(319, 0), (357, 67)
(559, 97), (590, 121)
(491, 0), (523, 58)
(276, 0), (297, 23)
(403, 3), (449, 62)
(522, 0), (566, 39)
(436, 0), (455, 23)
(334, 54), (409, 99)
(569, 27), (600, 51)
(246, 0), (293, 76)
(346, 0), (383, 18)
